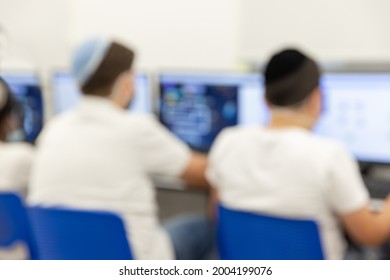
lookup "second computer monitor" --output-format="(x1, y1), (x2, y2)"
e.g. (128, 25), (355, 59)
(158, 72), (266, 152)
(52, 72), (153, 115)
(1, 72), (44, 143)
(314, 72), (390, 164)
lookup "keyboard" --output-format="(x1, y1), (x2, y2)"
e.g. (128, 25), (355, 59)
(363, 177), (390, 199)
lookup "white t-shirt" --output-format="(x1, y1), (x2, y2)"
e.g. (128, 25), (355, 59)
(28, 96), (191, 260)
(206, 126), (369, 260)
(0, 142), (34, 193)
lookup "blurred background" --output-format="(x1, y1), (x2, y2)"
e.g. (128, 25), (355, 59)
(1, 0), (390, 72)
(1, 0), (390, 218)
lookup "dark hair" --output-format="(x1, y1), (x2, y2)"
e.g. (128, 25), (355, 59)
(82, 42), (135, 96)
(265, 49), (306, 83)
(0, 77), (17, 140)
(264, 48), (320, 107)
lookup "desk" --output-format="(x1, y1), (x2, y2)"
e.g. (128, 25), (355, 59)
(152, 174), (389, 217)
(152, 175), (209, 220)
(362, 165), (390, 210)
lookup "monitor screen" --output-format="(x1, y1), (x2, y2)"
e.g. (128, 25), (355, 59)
(52, 72), (152, 115)
(1, 72), (44, 143)
(158, 72), (266, 152)
(314, 73), (390, 163)
(51, 72), (81, 114)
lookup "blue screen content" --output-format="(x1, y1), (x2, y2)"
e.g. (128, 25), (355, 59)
(159, 73), (266, 152)
(52, 72), (152, 114)
(1, 73), (44, 142)
(314, 73), (390, 163)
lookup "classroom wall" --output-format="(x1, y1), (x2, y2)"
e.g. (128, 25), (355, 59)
(1, 0), (390, 72)
(68, 0), (241, 71)
(240, 0), (390, 64)
(0, 0), (241, 119)
(0, 0), (241, 71)
(0, 0), (69, 71)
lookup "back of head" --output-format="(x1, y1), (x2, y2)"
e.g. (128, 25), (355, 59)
(71, 38), (135, 96)
(0, 78), (17, 140)
(264, 49), (321, 108)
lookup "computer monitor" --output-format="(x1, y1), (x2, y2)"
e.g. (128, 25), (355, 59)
(51, 72), (153, 115)
(314, 72), (390, 164)
(1, 72), (44, 143)
(51, 72), (81, 114)
(158, 72), (266, 152)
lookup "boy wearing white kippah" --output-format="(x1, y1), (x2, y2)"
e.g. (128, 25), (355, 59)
(28, 38), (212, 260)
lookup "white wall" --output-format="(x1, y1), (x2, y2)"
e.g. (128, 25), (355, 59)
(0, 0), (69, 71)
(0, 0), (70, 120)
(1, 0), (390, 72)
(0, 0), (241, 71)
(1, 0), (241, 119)
(240, 0), (390, 64)
(68, 0), (241, 71)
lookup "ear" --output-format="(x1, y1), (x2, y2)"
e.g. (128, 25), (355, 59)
(307, 87), (321, 117)
(111, 71), (134, 109)
(264, 93), (273, 109)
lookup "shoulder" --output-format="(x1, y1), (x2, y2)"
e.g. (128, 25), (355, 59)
(124, 114), (173, 136)
(1, 142), (35, 157)
(306, 133), (351, 157)
(295, 132), (357, 175)
(124, 113), (159, 126)
(113, 113), (187, 152)
(0, 142), (35, 167)
(0, 143), (34, 192)
(40, 111), (78, 134)
(209, 126), (258, 158)
(34, 113), (75, 145)
(215, 125), (257, 143)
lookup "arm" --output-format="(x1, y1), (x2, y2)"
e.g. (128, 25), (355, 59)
(327, 144), (390, 246)
(139, 117), (210, 190)
(341, 196), (390, 246)
(180, 152), (210, 190)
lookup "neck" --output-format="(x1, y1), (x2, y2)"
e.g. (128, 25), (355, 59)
(268, 109), (315, 130)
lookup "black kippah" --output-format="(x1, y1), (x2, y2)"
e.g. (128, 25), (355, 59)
(264, 48), (320, 107)
(265, 49), (307, 84)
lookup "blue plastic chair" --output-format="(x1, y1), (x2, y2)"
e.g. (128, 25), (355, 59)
(28, 206), (133, 260)
(217, 205), (324, 260)
(0, 193), (38, 259)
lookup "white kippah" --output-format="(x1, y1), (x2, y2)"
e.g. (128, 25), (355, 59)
(71, 38), (111, 87)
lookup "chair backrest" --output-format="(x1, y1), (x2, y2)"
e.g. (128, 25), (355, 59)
(28, 206), (133, 260)
(0, 193), (37, 259)
(217, 205), (324, 260)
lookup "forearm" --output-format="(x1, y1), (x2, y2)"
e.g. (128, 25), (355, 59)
(343, 200), (390, 246)
(180, 153), (211, 190)
(371, 202), (390, 244)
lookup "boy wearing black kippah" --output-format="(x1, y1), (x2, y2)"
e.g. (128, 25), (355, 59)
(207, 48), (390, 259)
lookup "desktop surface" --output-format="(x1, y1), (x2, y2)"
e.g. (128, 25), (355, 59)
(1, 72), (44, 142)
(158, 72), (266, 152)
(52, 72), (153, 115)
